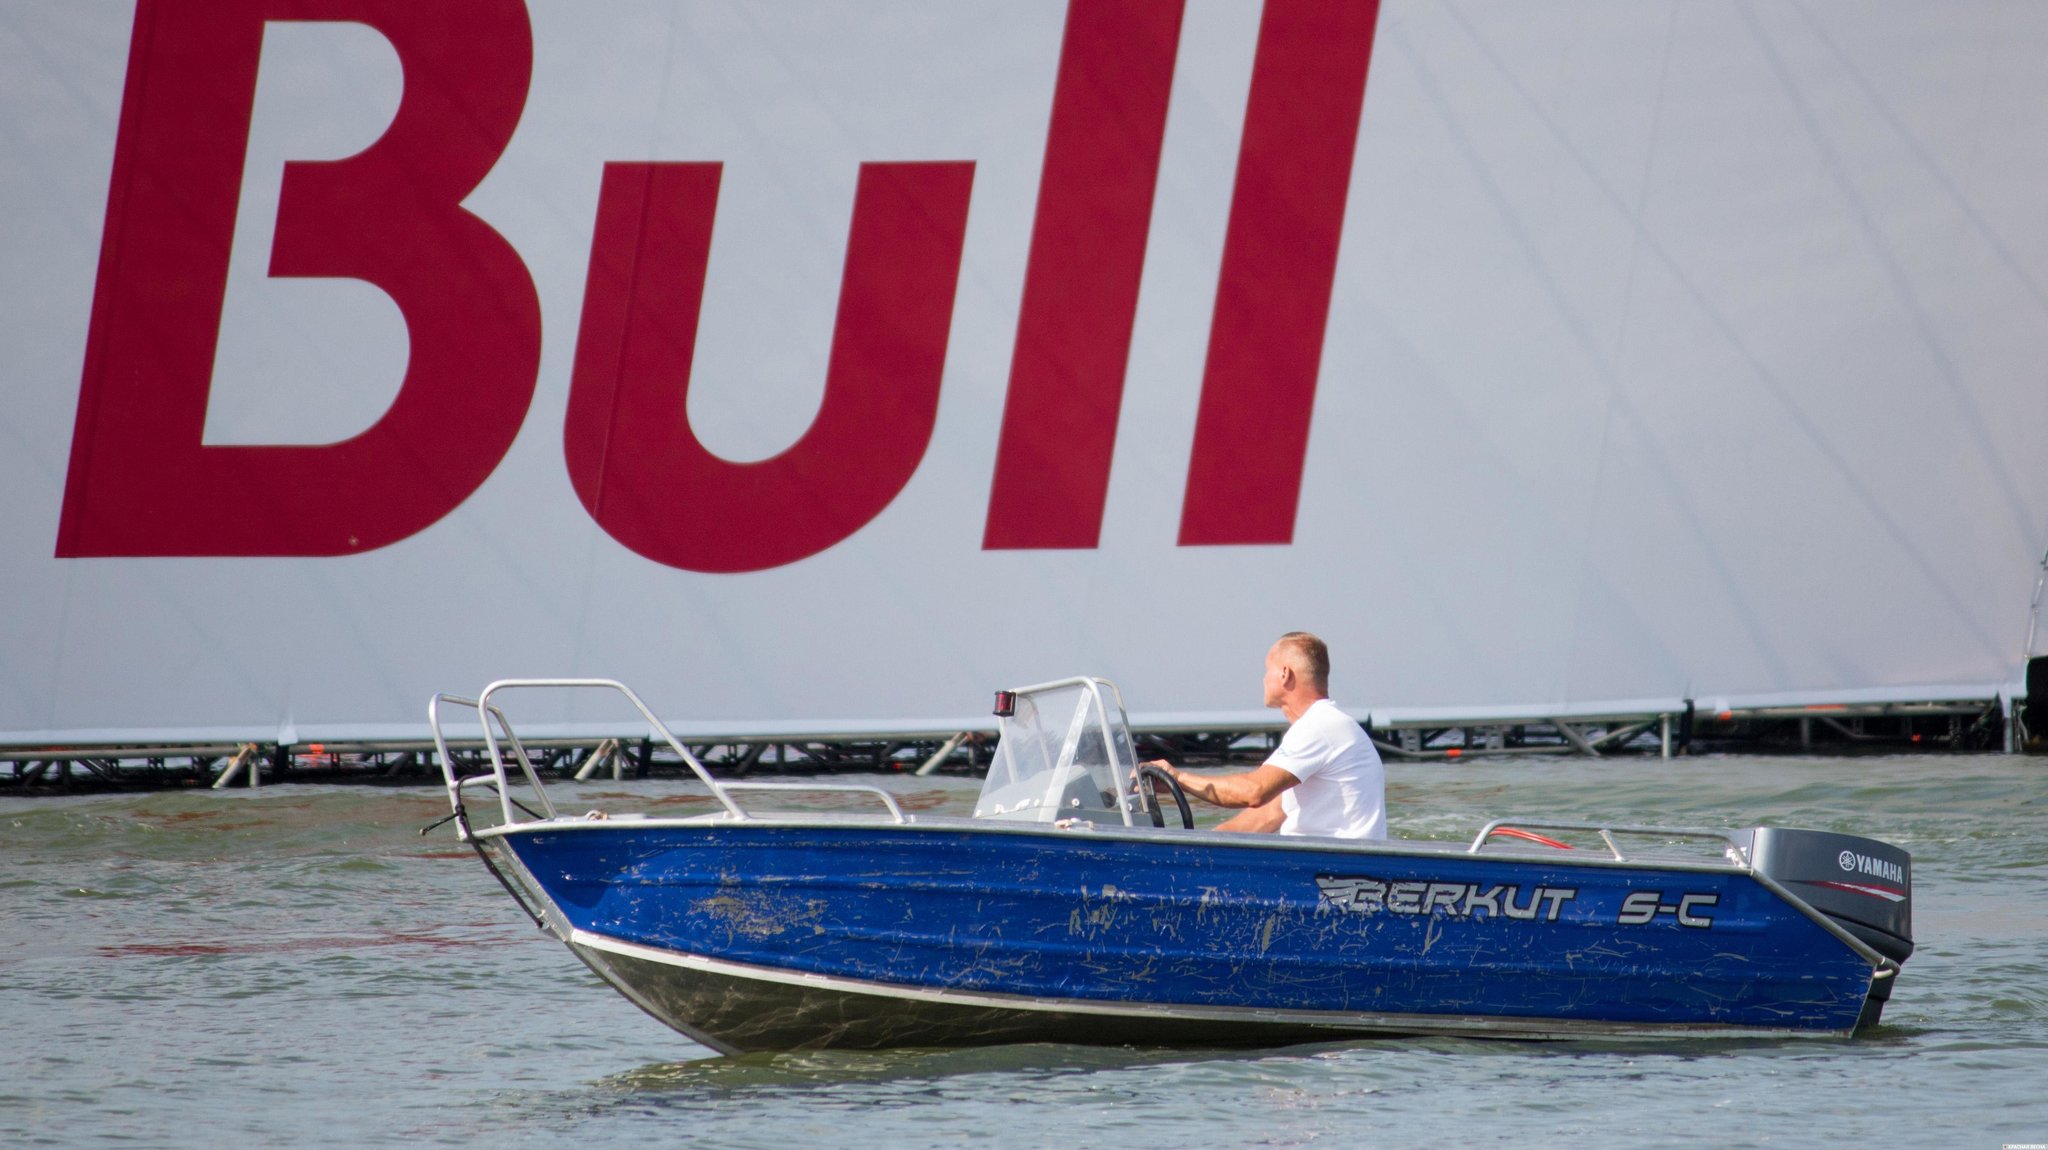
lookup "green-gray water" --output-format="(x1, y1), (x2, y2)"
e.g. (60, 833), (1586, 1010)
(5, 755), (2043, 1147)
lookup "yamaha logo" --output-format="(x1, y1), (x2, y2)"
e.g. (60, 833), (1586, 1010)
(1837, 849), (1905, 886)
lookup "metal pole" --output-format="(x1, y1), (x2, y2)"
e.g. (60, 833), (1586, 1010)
(211, 743), (258, 790)
(1659, 714), (1671, 759)
(1553, 720), (1601, 756)
(914, 731), (969, 776)
(573, 738), (620, 781)
(2025, 546), (2048, 667)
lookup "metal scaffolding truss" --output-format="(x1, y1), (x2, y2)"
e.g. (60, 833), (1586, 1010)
(0, 694), (2016, 791)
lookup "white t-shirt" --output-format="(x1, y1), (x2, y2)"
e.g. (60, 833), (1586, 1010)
(1269, 698), (1386, 839)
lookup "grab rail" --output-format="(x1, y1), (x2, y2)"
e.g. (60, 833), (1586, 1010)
(428, 679), (907, 831)
(430, 693), (561, 827)
(1469, 819), (1749, 866)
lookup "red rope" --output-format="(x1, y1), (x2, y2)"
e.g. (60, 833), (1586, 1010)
(1493, 826), (1573, 850)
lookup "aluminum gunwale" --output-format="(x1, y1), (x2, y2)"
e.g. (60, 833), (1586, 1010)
(472, 813), (1759, 878)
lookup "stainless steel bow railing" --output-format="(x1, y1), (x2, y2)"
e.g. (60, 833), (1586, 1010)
(429, 679), (906, 834)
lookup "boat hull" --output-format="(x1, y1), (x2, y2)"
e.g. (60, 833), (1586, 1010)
(481, 820), (1886, 1053)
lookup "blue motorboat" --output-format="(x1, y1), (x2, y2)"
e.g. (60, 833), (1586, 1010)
(430, 678), (1912, 1053)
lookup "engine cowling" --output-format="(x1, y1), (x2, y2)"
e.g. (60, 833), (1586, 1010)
(1744, 826), (1913, 966)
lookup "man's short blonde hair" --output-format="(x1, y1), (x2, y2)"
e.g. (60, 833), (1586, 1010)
(1274, 631), (1330, 693)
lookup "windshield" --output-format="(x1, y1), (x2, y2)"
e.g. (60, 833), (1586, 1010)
(973, 678), (1145, 825)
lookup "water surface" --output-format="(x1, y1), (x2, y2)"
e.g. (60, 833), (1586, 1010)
(4, 755), (2042, 1147)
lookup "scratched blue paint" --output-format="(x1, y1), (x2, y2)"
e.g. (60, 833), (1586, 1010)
(502, 823), (1874, 1033)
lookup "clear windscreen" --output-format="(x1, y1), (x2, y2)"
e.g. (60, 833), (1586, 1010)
(974, 680), (1143, 825)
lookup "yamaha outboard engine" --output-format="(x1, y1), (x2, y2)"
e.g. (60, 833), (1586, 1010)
(1744, 827), (1913, 965)
(1742, 827), (1912, 1029)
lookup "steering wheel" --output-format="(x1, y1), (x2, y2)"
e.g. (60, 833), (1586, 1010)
(1137, 764), (1195, 830)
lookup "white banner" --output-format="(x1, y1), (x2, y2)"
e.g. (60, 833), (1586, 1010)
(3, 0), (2043, 743)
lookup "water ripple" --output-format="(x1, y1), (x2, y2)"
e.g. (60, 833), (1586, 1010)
(2, 760), (2044, 1147)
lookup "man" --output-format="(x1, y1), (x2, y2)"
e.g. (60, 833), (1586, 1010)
(1144, 632), (1386, 838)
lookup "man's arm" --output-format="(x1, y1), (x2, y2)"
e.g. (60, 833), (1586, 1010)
(1146, 761), (1298, 810)
(1215, 794), (1287, 833)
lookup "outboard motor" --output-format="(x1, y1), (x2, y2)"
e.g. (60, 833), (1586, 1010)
(1744, 827), (1913, 966)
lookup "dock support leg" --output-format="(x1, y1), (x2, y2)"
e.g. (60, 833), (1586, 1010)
(211, 743), (260, 789)
(1660, 714), (1671, 759)
(574, 738), (621, 781)
(915, 731), (969, 776)
(1553, 721), (1601, 756)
